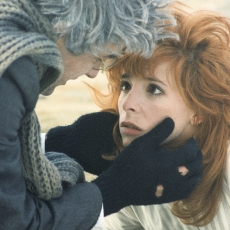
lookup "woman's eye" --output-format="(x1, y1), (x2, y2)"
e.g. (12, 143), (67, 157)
(147, 84), (162, 95)
(120, 81), (131, 91)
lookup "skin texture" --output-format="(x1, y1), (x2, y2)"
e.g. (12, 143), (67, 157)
(42, 37), (102, 96)
(118, 62), (198, 149)
(118, 62), (199, 197)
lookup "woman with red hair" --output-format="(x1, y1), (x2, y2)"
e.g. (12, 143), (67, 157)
(45, 1), (230, 228)
(101, 2), (230, 229)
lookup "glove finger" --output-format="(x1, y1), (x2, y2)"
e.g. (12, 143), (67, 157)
(184, 173), (202, 191)
(157, 155), (202, 202)
(173, 174), (201, 198)
(131, 118), (174, 148)
(161, 175), (199, 202)
(171, 138), (201, 165)
(183, 150), (203, 176)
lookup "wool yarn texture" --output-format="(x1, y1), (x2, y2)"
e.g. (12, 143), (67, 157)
(0, 0), (85, 200)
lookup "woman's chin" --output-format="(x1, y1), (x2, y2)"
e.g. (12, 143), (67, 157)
(122, 139), (132, 148)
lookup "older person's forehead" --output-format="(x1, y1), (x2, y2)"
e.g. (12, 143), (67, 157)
(99, 44), (126, 58)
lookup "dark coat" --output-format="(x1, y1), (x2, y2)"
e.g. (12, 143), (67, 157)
(0, 56), (102, 230)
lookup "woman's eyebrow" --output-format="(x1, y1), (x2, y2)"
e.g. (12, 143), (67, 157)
(146, 76), (167, 87)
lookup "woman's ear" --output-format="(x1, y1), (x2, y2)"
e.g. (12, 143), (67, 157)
(191, 115), (204, 125)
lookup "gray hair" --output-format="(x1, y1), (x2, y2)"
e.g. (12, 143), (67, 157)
(35, 0), (177, 58)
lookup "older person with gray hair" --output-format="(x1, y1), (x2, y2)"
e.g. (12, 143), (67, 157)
(0, 0), (202, 229)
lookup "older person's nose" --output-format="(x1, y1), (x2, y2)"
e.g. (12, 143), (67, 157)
(85, 68), (100, 78)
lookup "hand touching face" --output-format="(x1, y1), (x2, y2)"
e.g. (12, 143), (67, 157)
(118, 62), (198, 148)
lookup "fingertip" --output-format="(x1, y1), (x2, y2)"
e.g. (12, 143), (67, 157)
(158, 118), (174, 131)
(186, 138), (199, 147)
(181, 138), (200, 156)
(154, 118), (175, 144)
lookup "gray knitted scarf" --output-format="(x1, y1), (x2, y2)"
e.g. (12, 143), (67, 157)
(0, 0), (85, 200)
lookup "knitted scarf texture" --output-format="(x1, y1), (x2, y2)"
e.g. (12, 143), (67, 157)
(0, 0), (85, 200)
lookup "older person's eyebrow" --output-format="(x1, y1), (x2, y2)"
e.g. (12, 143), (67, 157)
(121, 73), (131, 79)
(106, 54), (118, 59)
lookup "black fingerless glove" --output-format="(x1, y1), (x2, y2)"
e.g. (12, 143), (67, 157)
(93, 118), (203, 216)
(45, 112), (118, 175)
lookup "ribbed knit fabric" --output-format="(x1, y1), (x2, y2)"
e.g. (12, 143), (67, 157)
(0, 0), (62, 92)
(0, 0), (85, 200)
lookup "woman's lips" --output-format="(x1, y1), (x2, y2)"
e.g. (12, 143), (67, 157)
(120, 121), (142, 135)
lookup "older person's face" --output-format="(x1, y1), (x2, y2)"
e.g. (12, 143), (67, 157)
(42, 37), (106, 95)
(118, 62), (200, 148)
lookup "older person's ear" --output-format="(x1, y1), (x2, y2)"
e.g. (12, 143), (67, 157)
(191, 115), (204, 125)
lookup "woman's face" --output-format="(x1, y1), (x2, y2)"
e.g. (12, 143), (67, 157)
(118, 62), (197, 148)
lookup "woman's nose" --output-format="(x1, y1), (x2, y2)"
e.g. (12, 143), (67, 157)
(122, 91), (139, 112)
